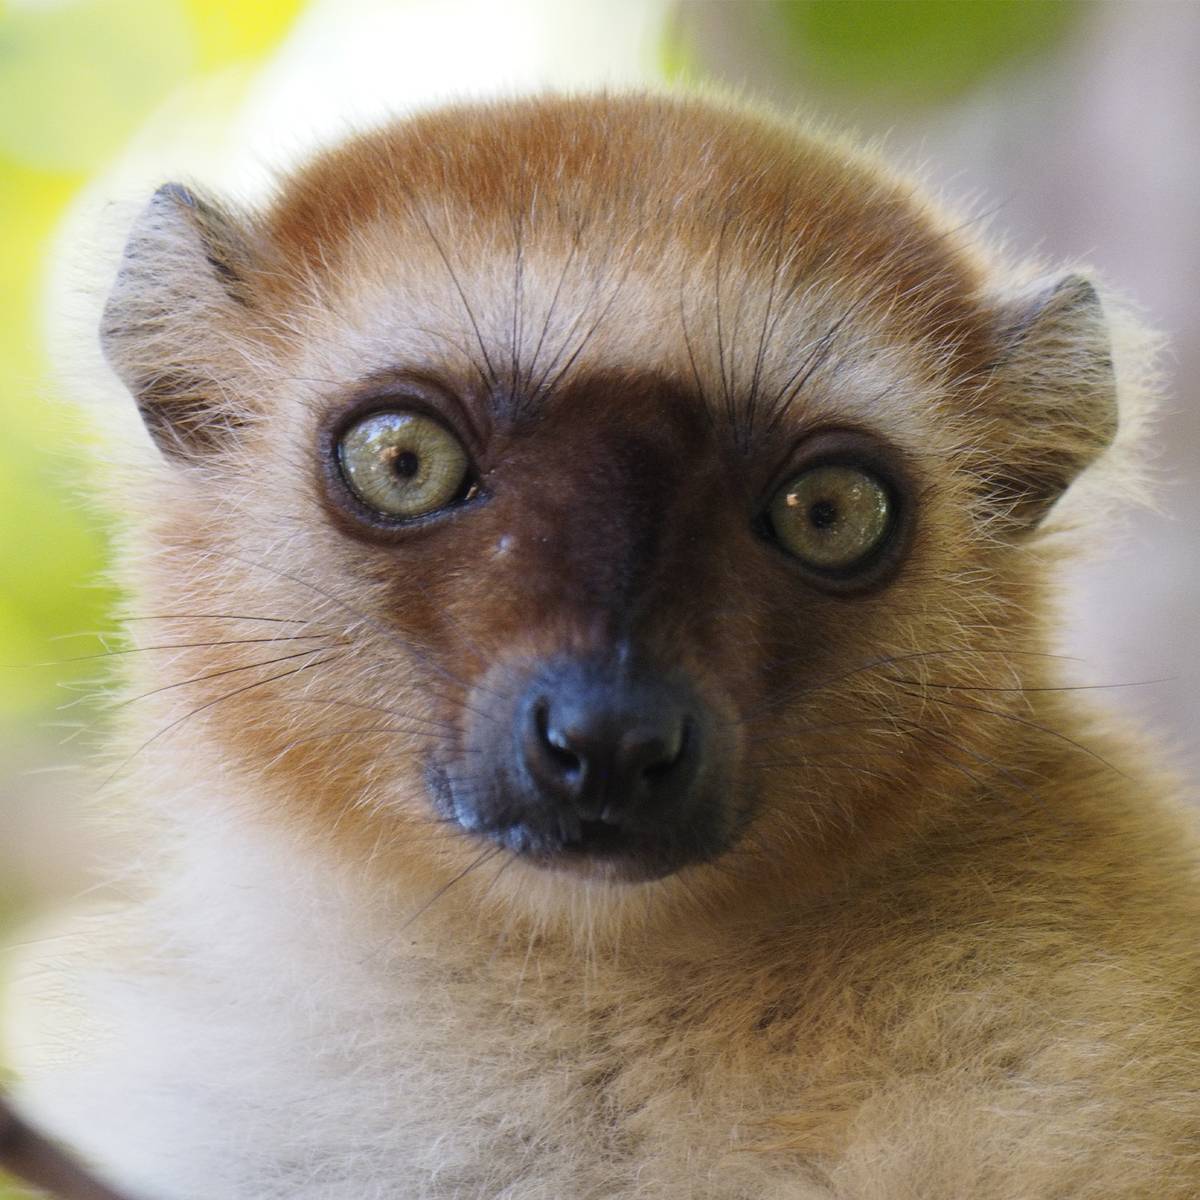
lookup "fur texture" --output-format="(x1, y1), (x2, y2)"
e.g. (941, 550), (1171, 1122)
(12, 93), (1200, 1199)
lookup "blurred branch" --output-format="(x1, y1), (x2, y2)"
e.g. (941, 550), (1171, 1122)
(0, 1096), (141, 1200)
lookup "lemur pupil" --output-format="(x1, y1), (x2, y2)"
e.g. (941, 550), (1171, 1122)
(393, 450), (420, 479)
(809, 499), (838, 529)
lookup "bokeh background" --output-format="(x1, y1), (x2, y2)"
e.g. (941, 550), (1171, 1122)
(1, 2), (1197, 1190)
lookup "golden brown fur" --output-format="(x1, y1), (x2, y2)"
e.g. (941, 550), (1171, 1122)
(12, 93), (1200, 1198)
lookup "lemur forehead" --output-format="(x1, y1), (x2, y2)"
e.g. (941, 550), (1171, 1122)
(305, 319), (935, 467)
(268, 97), (993, 447)
(266, 97), (987, 339)
(288, 264), (942, 453)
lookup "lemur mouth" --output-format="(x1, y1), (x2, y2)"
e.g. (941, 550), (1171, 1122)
(425, 761), (730, 883)
(535, 817), (697, 882)
(567, 818), (631, 854)
(514, 825), (712, 883)
(473, 806), (722, 883)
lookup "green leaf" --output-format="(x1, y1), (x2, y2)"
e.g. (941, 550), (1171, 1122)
(664, 0), (1084, 109)
(776, 0), (1082, 104)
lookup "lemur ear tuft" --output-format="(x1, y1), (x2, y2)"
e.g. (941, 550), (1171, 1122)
(101, 182), (262, 461)
(979, 273), (1118, 530)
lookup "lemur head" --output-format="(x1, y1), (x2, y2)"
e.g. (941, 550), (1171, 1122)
(100, 95), (1121, 906)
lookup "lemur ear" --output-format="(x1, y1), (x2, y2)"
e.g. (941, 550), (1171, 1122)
(101, 183), (262, 460)
(980, 274), (1118, 529)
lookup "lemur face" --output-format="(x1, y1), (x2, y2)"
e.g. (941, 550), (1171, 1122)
(102, 97), (1116, 899)
(313, 361), (920, 883)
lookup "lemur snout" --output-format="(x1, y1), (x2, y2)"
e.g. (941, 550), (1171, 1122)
(521, 663), (696, 824)
(448, 657), (733, 879)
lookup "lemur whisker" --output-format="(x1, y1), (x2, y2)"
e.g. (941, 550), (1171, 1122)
(274, 722), (463, 755)
(475, 851), (519, 908)
(898, 723), (1048, 811)
(412, 198), (498, 389)
(84, 612), (325, 628)
(894, 686), (1128, 779)
(510, 199), (527, 396)
(96, 651), (345, 793)
(712, 198), (735, 434)
(525, 214), (586, 400)
(201, 549), (503, 715)
(885, 676), (1170, 695)
(274, 692), (455, 723)
(531, 229), (643, 403)
(742, 183), (793, 447)
(738, 646), (1087, 724)
(110, 644), (345, 709)
(677, 267), (715, 428)
(17, 634), (333, 669)
(761, 290), (877, 434)
(396, 846), (503, 935)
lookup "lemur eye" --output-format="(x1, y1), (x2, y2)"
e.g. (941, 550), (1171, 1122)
(768, 464), (893, 573)
(337, 411), (470, 519)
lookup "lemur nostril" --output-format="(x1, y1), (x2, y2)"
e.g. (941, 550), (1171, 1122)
(534, 701), (585, 776)
(639, 718), (691, 782)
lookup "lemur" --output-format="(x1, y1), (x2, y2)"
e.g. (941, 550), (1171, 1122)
(4, 93), (1198, 1200)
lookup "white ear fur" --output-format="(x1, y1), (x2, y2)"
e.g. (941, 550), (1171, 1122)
(981, 274), (1118, 529)
(100, 183), (261, 460)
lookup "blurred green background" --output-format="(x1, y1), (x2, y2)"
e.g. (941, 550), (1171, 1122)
(2, 1), (1197, 1194)
(0, 0), (304, 718)
(0, 2), (302, 1194)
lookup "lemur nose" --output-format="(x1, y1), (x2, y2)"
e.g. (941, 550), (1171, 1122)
(520, 664), (697, 822)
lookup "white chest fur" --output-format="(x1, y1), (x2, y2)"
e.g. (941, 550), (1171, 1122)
(16, 818), (825, 1200)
